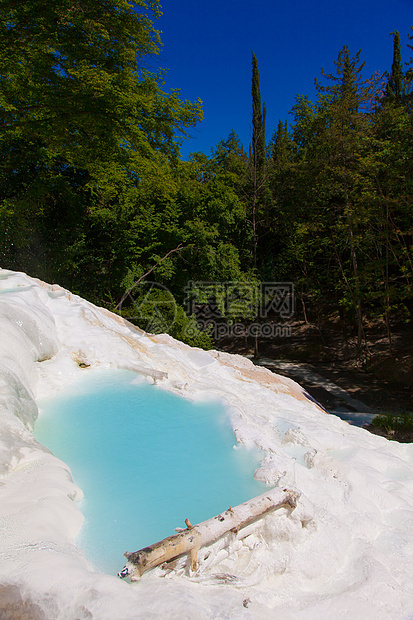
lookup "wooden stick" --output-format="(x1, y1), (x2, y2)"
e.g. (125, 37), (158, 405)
(118, 487), (299, 581)
(114, 243), (188, 311)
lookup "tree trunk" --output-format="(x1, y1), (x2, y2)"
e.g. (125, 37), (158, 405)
(118, 487), (299, 580)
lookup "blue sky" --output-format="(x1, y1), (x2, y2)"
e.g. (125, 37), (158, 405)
(151, 0), (412, 158)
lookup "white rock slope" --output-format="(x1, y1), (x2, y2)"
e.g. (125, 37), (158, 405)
(1, 268), (413, 620)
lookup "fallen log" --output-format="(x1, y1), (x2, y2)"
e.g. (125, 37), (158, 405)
(118, 487), (299, 581)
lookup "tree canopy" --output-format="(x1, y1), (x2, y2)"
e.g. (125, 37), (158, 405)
(1, 7), (412, 357)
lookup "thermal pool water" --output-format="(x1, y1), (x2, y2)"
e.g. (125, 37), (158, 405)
(34, 369), (265, 575)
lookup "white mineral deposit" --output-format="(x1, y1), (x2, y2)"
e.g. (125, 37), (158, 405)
(1, 268), (413, 619)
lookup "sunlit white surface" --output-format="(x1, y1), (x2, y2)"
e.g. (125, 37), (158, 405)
(1, 268), (413, 619)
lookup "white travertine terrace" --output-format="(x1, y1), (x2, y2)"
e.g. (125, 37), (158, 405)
(1, 268), (413, 619)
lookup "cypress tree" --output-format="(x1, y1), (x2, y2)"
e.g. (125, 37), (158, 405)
(249, 52), (266, 272)
(251, 52), (266, 171)
(385, 30), (404, 103)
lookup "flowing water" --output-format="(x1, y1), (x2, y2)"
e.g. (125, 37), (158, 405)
(35, 369), (265, 575)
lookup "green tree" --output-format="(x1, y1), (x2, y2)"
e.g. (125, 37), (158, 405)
(252, 52), (266, 171)
(282, 41), (412, 355)
(270, 120), (294, 168)
(0, 0), (201, 172)
(290, 95), (317, 156)
(172, 151), (248, 286)
(313, 46), (373, 354)
(384, 30), (404, 104)
(365, 99), (413, 352)
(250, 52), (267, 269)
(0, 0), (202, 288)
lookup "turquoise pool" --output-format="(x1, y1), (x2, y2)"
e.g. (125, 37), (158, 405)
(35, 369), (265, 575)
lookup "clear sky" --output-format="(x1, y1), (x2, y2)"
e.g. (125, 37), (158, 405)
(152, 0), (412, 159)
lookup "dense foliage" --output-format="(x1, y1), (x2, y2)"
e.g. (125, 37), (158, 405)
(0, 2), (412, 355)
